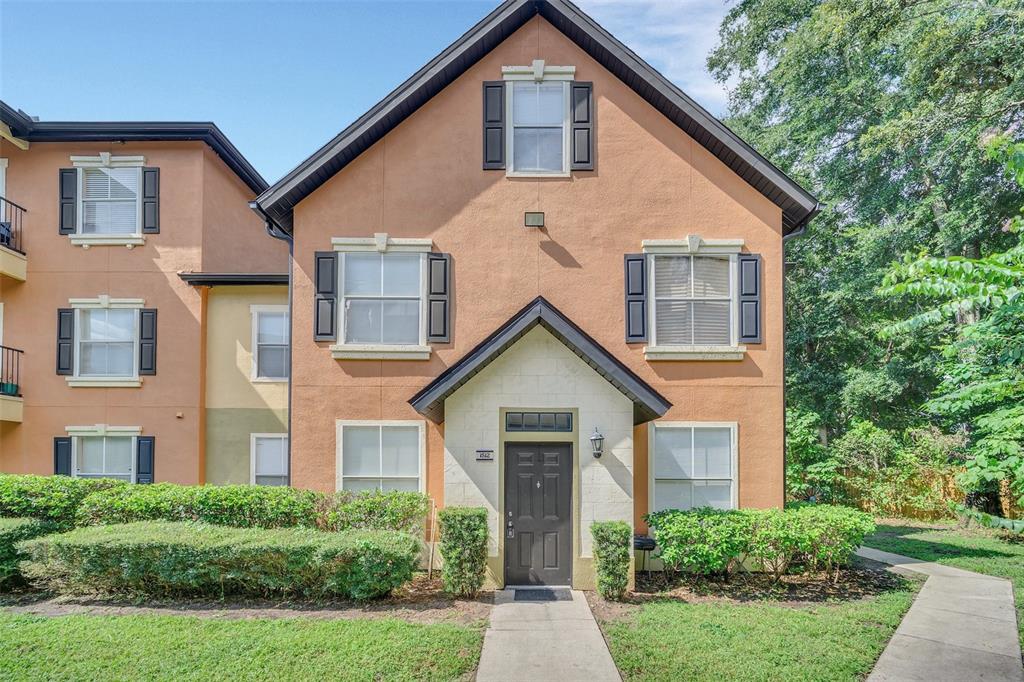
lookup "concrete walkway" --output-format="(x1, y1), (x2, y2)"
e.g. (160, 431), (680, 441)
(857, 546), (1023, 681)
(476, 589), (620, 682)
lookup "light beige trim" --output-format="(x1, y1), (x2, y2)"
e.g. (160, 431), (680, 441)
(330, 344), (431, 360)
(65, 424), (142, 437)
(331, 234), (433, 253)
(0, 246), (26, 281)
(335, 420), (427, 493)
(644, 345), (747, 361)
(69, 295), (145, 309)
(69, 234), (146, 249)
(502, 60), (576, 81)
(0, 123), (29, 151)
(0, 395), (23, 423)
(70, 153), (145, 168)
(642, 235), (744, 254)
(65, 377), (143, 388)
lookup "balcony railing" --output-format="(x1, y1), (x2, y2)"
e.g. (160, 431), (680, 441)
(0, 196), (27, 255)
(0, 346), (22, 397)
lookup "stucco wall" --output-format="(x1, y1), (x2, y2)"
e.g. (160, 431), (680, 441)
(286, 16), (786, 516)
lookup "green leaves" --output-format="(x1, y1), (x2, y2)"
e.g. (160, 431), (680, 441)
(436, 507), (488, 597)
(591, 521), (631, 600)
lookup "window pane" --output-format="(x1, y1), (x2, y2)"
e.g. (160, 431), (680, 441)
(342, 426), (380, 477)
(257, 345), (288, 379)
(513, 128), (563, 172)
(692, 302), (731, 345)
(381, 478), (419, 493)
(693, 257), (730, 297)
(82, 201), (138, 234)
(345, 299), (383, 343)
(512, 82), (564, 126)
(654, 300), (692, 345)
(106, 168), (139, 199)
(78, 437), (105, 474)
(654, 427), (693, 478)
(381, 426), (419, 477)
(654, 480), (692, 512)
(255, 475), (288, 487)
(257, 312), (288, 344)
(83, 168), (110, 199)
(342, 478), (381, 493)
(255, 437), (287, 476)
(104, 437), (133, 474)
(654, 256), (691, 297)
(80, 342), (134, 376)
(381, 300), (419, 344)
(382, 254), (420, 296)
(692, 481), (732, 509)
(693, 428), (732, 479)
(82, 309), (134, 341)
(344, 253), (381, 296)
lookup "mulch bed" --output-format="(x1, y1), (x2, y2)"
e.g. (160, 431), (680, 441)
(0, 574), (494, 627)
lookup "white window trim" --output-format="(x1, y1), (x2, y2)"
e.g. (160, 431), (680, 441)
(503, 61), (574, 178)
(66, 296), (143, 387)
(643, 237), (747, 361)
(250, 304), (289, 383)
(68, 154), (146, 249)
(0, 158), (8, 198)
(330, 236), (432, 360)
(66, 426), (140, 483)
(648, 421), (739, 514)
(335, 420), (427, 493)
(250, 433), (289, 485)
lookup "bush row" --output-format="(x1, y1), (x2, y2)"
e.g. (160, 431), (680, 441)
(0, 518), (56, 586)
(18, 521), (420, 600)
(0, 475), (430, 534)
(646, 504), (874, 581)
(437, 507), (488, 597)
(591, 521), (631, 600)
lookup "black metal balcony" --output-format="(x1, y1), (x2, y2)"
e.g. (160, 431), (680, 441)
(0, 345), (22, 397)
(0, 196), (27, 255)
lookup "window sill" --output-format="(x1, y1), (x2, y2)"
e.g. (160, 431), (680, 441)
(69, 234), (146, 249)
(644, 346), (747, 361)
(251, 376), (289, 384)
(330, 344), (432, 360)
(506, 171), (571, 179)
(66, 377), (143, 388)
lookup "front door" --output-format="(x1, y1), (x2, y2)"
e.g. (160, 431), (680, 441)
(504, 442), (573, 586)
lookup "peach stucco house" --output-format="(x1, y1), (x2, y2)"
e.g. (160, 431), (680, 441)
(250, 0), (819, 587)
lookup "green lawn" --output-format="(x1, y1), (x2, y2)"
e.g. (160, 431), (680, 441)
(0, 614), (482, 681)
(599, 584), (917, 681)
(864, 520), (1024, 648)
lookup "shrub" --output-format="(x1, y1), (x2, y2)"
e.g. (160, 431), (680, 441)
(645, 507), (755, 577)
(792, 504), (875, 577)
(324, 490), (431, 534)
(0, 517), (56, 587)
(591, 521), (631, 600)
(437, 507), (488, 597)
(17, 521), (420, 601)
(0, 475), (124, 530)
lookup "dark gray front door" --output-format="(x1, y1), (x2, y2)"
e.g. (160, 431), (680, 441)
(504, 442), (573, 586)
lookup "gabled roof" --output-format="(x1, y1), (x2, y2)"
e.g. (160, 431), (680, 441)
(409, 296), (671, 424)
(255, 0), (819, 234)
(0, 100), (267, 195)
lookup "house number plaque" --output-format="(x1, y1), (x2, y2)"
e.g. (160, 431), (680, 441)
(475, 450), (494, 461)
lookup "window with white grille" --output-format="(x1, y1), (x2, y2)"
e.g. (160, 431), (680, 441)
(509, 81), (569, 174)
(651, 424), (736, 512)
(341, 253), (422, 345)
(77, 308), (137, 378)
(337, 422), (423, 493)
(652, 255), (733, 346)
(74, 436), (135, 481)
(251, 434), (288, 486)
(81, 167), (140, 234)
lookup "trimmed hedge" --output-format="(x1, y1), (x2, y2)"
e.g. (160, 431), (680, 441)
(591, 521), (631, 600)
(0, 475), (124, 530)
(438, 507), (488, 597)
(17, 521), (420, 600)
(1, 518), (56, 587)
(324, 490), (431, 534)
(645, 504), (874, 581)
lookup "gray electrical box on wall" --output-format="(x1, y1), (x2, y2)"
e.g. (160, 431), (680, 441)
(524, 212), (544, 228)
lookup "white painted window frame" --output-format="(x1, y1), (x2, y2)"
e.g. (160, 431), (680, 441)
(250, 433), (289, 485)
(642, 236), (747, 361)
(66, 296), (144, 387)
(0, 158), (7, 198)
(330, 234), (432, 360)
(648, 421), (739, 514)
(335, 419), (427, 493)
(68, 154), (146, 248)
(503, 77), (573, 178)
(250, 304), (289, 382)
(65, 424), (143, 483)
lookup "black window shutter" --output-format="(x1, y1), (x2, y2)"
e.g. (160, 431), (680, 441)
(56, 309), (75, 375)
(59, 169), (77, 234)
(427, 253), (452, 343)
(141, 168), (160, 234)
(570, 82), (595, 170)
(738, 254), (763, 344)
(314, 251), (338, 342)
(54, 437), (72, 476)
(624, 254), (647, 342)
(482, 81), (505, 170)
(136, 436), (155, 484)
(139, 309), (158, 375)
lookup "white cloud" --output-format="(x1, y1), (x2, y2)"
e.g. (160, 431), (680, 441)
(576, 0), (731, 115)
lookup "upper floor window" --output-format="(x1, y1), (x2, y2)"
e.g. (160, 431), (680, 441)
(342, 252), (422, 345)
(252, 305), (289, 381)
(652, 255), (733, 346)
(82, 167), (140, 234)
(78, 308), (138, 378)
(60, 296), (154, 387)
(62, 154), (157, 246)
(509, 81), (569, 174)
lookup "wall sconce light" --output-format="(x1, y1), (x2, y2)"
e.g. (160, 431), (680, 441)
(590, 427), (604, 458)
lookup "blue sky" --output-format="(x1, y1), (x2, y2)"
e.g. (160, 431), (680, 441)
(0, 1), (730, 184)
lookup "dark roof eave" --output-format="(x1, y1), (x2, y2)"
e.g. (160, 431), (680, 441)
(178, 272), (288, 287)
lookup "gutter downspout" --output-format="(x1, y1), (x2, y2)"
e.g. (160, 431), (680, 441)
(249, 201), (295, 486)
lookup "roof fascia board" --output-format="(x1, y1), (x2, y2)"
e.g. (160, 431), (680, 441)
(178, 272), (289, 287)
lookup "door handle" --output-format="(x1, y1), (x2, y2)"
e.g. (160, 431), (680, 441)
(506, 521), (515, 539)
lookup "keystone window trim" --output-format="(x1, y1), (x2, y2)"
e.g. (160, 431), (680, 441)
(335, 420), (427, 494)
(648, 421), (738, 514)
(503, 62), (575, 178)
(64, 425), (144, 483)
(66, 297), (144, 387)
(250, 433), (289, 486)
(68, 154), (147, 248)
(250, 304), (290, 382)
